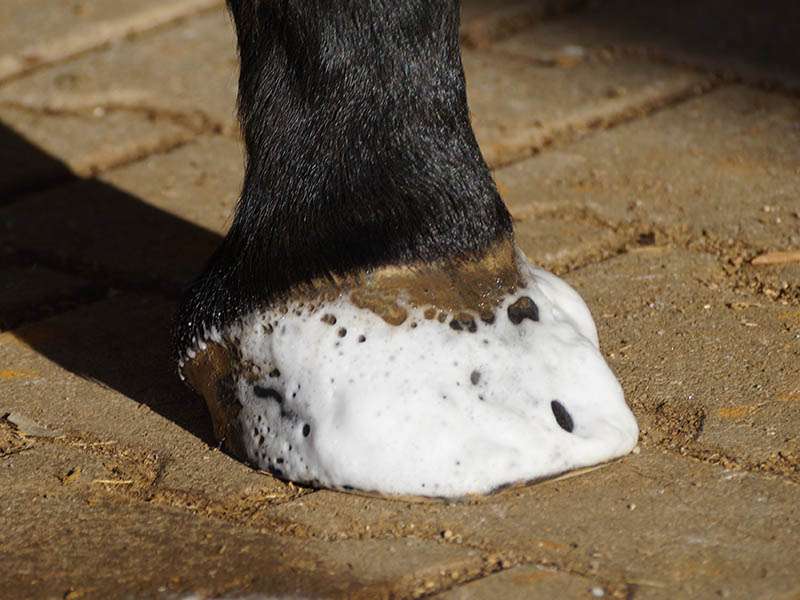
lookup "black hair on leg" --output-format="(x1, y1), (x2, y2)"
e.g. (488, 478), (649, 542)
(175, 0), (512, 355)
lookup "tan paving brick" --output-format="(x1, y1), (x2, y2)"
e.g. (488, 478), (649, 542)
(2, 7), (705, 174)
(0, 136), (238, 288)
(265, 449), (800, 598)
(569, 247), (800, 480)
(463, 47), (708, 167)
(498, 0), (800, 90)
(0, 0), (166, 57)
(494, 85), (800, 250)
(0, 0), (223, 83)
(0, 435), (483, 599)
(0, 294), (296, 507)
(0, 9), (239, 132)
(512, 213), (624, 274)
(461, 0), (529, 22)
(0, 104), (190, 197)
(436, 565), (602, 600)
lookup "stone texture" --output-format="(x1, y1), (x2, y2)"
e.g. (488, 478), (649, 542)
(570, 247), (800, 480)
(494, 86), (800, 251)
(462, 47), (705, 166)
(0, 291), (331, 521)
(0, 434), (482, 599)
(497, 0), (800, 89)
(436, 565), (602, 600)
(0, 0), (223, 83)
(266, 449), (800, 599)
(0, 104), (190, 198)
(0, 9), (238, 132)
(0, 264), (94, 331)
(0, 136), (239, 289)
(1, 1), (799, 598)
(0, 0), (166, 57)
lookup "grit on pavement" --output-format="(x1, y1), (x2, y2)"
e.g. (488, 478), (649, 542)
(1, 1), (799, 598)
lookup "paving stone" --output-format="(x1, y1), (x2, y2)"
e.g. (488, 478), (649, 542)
(0, 105), (190, 198)
(0, 136), (238, 288)
(0, 9), (239, 132)
(2, 7), (702, 170)
(493, 86), (800, 250)
(436, 565), (602, 600)
(266, 449), (800, 599)
(512, 213), (624, 274)
(0, 0), (165, 57)
(0, 0), (223, 83)
(500, 0), (800, 89)
(0, 264), (94, 331)
(0, 294), (298, 507)
(462, 46), (705, 166)
(461, 0), (528, 22)
(461, 0), (593, 50)
(569, 247), (800, 477)
(0, 435), (483, 599)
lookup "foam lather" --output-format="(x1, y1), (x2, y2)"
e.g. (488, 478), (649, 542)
(181, 249), (639, 498)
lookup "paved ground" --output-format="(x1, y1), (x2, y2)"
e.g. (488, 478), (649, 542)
(1, 1), (799, 598)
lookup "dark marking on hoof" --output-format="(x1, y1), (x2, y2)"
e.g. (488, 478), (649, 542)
(321, 314), (337, 325)
(551, 400), (574, 432)
(450, 314), (478, 333)
(254, 385), (284, 404)
(508, 296), (539, 325)
(470, 370), (481, 385)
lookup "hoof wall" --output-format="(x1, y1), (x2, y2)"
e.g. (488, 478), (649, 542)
(180, 247), (638, 497)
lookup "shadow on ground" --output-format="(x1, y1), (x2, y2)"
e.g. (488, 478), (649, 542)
(1, 123), (220, 443)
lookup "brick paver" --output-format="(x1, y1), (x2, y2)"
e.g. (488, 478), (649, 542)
(1, 1), (799, 598)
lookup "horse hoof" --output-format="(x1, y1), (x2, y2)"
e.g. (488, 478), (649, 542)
(178, 241), (638, 498)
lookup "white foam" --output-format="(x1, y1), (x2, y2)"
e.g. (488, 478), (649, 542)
(200, 250), (638, 497)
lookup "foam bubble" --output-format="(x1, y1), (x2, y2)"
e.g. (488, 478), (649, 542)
(191, 249), (638, 497)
